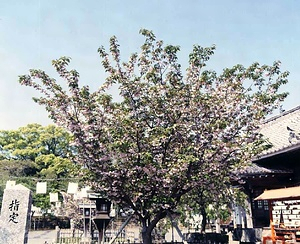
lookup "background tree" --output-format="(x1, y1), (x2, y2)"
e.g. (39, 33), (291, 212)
(0, 159), (37, 208)
(0, 124), (78, 211)
(0, 123), (72, 159)
(19, 29), (289, 243)
(179, 185), (245, 233)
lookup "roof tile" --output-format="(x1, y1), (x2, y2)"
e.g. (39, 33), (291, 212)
(260, 106), (300, 156)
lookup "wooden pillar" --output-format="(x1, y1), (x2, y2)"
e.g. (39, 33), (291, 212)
(269, 200), (276, 242)
(245, 198), (253, 228)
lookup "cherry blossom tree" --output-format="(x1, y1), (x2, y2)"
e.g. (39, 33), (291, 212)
(19, 29), (289, 243)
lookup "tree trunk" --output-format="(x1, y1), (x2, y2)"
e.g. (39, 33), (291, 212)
(140, 210), (167, 244)
(200, 205), (207, 233)
(142, 227), (153, 244)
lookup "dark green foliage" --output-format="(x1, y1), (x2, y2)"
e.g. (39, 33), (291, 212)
(0, 124), (79, 212)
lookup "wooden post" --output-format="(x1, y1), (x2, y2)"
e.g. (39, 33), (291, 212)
(268, 200), (276, 242)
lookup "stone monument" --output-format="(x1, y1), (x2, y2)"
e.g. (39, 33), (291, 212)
(0, 184), (32, 244)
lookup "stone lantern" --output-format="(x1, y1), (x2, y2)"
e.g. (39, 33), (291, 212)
(89, 193), (111, 244)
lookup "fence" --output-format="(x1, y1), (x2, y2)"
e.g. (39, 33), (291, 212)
(57, 229), (137, 244)
(56, 229), (229, 244)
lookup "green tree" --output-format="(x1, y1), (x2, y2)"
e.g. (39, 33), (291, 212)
(0, 159), (37, 208)
(19, 29), (289, 243)
(0, 123), (72, 159)
(180, 185), (245, 233)
(0, 124), (78, 211)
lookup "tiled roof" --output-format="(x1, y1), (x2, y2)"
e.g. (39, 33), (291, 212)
(259, 106), (300, 157)
(238, 163), (293, 176)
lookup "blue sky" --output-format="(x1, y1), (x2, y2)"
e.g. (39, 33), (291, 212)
(1, 0), (300, 129)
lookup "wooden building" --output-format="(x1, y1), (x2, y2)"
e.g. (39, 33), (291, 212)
(238, 106), (300, 228)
